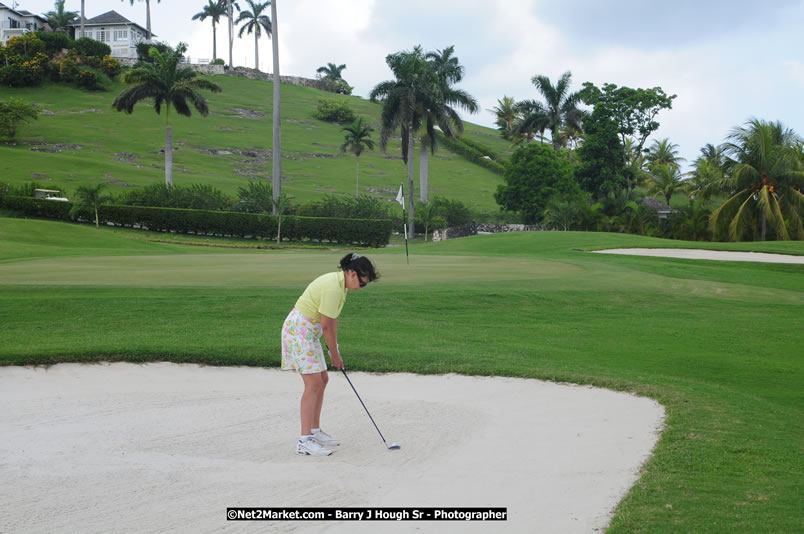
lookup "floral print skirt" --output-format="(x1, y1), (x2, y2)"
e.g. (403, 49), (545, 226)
(281, 308), (326, 374)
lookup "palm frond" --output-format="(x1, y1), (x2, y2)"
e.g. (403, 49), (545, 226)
(727, 194), (757, 241)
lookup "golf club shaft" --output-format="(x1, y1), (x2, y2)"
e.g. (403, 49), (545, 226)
(341, 369), (389, 444)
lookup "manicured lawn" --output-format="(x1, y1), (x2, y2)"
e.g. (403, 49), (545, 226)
(1, 216), (802, 532)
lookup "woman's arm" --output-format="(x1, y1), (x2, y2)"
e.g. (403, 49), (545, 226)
(320, 314), (343, 369)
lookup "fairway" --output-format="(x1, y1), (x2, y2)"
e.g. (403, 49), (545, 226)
(0, 252), (579, 287)
(1, 216), (803, 533)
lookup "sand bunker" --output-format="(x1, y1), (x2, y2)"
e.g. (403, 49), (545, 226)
(0, 363), (663, 533)
(592, 248), (804, 264)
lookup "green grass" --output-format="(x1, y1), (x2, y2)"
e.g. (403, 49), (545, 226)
(0, 77), (505, 213)
(1, 216), (802, 533)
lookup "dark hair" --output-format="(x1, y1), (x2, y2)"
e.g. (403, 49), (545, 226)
(339, 253), (380, 282)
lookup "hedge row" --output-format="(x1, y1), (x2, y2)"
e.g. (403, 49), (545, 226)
(457, 135), (508, 165)
(436, 131), (506, 175)
(0, 196), (392, 247)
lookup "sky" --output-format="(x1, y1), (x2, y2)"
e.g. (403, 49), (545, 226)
(14, 0), (804, 170)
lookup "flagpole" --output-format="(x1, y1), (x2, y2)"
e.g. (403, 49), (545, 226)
(396, 183), (409, 264)
(403, 202), (409, 265)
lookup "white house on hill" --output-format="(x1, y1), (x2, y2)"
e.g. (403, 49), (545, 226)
(0, 2), (47, 45)
(70, 10), (152, 59)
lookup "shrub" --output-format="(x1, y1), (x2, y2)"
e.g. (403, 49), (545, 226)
(296, 194), (389, 220)
(314, 77), (353, 95)
(314, 99), (355, 123)
(4, 34), (46, 59)
(0, 97), (39, 140)
(135, 41), (175, 63)
(100, 56), (122, 78)
(0, 64), (25, 87)
(236, 180), (274, 213)
(432, 196), (473, 227)
(34, 31), (72, 55)
(73, 37), (111, 60)
(76, 67), (111, 91)
(212, 58), (225, 65)
(58, 56), (79, 82)
(119, 183), (232, 211)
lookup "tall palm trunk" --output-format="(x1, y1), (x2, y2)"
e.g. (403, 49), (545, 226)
(145, 0), (152, 40)
(254, 32), (259, 70)
(211, 21), (217, 61)
(164, 124), (173, 187)
(80, 0), (85, 39)
(355, 155), (360, 198)
(407, 130), (415, 238)
(227, 0), (234, 68)
(419, 142), (428, 202)
(271, 0), (281, 212)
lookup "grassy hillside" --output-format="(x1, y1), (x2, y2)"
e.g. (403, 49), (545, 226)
(0, 76), (508, 213)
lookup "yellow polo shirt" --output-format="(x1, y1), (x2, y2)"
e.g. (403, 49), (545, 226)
(294, 271), (347, 323)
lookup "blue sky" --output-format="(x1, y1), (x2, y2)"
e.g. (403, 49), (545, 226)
(16, 0), (804, 169)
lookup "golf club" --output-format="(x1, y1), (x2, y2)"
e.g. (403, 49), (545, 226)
(341, 369), (400, 450)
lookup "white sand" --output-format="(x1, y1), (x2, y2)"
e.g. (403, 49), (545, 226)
(592, 248), (804, 264)
(0, 363), (663, 533)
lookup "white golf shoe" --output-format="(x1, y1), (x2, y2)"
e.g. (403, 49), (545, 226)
(312, 429), (340, 447)
(296, 437), (333, 456)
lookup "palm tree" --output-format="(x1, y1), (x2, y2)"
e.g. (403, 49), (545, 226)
(236, 0), (271, 71)
(622, 137), (650, 192)
(512, 99), (548, 145)
(316, 62), (346, 81)
(646, 164), (688, 206)
(112, 44), (223, 187)
(123, 0), (161, 41)
(518, 71), (584, 150)
(418, 45), (478, 202)
(192, 1), (228, 62)
(489, 96), (520, 139)
(70, 183), (112, 229)
(340, 117), (375, 198)
(711, 119), (804, 241)
(45, 0), (78, 34)
(616, 200), (658, 235)
(647, 138), (685, 170)
(543, 197), (580, 231)
(416, 200), (441, 242)
(270, 0), (280, 211)
(670, 198), (711, 241)
(370, 46), (434, 238)
(576, 197), (609, 231)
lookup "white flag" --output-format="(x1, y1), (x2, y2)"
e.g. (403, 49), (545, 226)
(395, 184), (404, 207)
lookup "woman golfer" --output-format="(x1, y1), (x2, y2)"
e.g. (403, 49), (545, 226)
(281, 253), (380, 455)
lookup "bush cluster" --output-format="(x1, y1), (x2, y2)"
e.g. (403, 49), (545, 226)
(314, 99), (356, 123)
(119, 183), (232, 211)
(455, 135), (507, 165)
(435, 131), (506, 175)
(296, 194), (390, 220)
(0, 33), (118, 90)
(314, 78), (353, 95)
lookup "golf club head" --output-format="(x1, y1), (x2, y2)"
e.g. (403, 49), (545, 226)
(388, 442), (401, 450)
